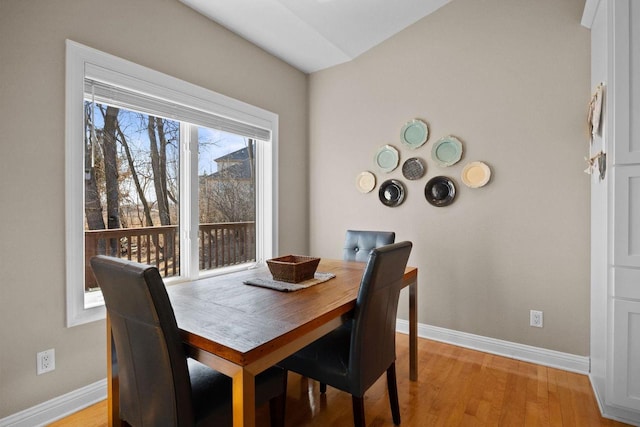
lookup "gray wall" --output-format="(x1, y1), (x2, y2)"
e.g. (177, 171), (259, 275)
(0, 0), (308, 417)
(308, 0), (591, 355)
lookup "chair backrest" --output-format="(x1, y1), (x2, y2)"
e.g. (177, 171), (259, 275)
(90, 256), (194, 427)
(348, 241), (412, 395)
(343, 230), (396, 262)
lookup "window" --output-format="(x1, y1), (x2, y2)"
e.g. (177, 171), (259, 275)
(66, 40), (278, 326)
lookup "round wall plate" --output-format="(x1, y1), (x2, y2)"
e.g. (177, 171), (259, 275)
(402, 157), (426, 180)
(461, 161), (491, 188)
(400, 119), (429, 149)
(379, 179), (406, 207)
(374, 145), (400, 173)
(424, 176), (456, 207)
(431, 136), (463, 167)
(355, 171), (376, 193)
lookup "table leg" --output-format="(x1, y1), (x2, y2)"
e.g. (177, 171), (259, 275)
(107, 315), (122, 427)
(232, 368), (256, 427)
(409, 279), (418, 381)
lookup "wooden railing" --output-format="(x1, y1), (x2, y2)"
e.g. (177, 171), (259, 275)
(85, 221), (255, 290)
(199, 222), (256, 270)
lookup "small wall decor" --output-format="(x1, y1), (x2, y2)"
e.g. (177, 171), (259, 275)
(402, 157), (426, 180)
(374, 144), (400, 173)
(585, 83), (606, 180)
(400, 119), (429, 149)
(424, 176), (456, 207)
(431, 135), (463, 167)
(588, 83), (604, 140)
(585, 151), (606, 180)
(355, 171), (376, 193)
(379, 179), (406, 207)
(354, 115), (497, 206)
(461, 161), (491, 188)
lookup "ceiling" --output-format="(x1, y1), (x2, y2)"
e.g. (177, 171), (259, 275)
(179, 0), (451, 74)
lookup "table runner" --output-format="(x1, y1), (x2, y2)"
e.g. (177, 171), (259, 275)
(243, 272), (336, 292)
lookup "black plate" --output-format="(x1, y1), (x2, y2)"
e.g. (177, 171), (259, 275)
(402, 157), (426, 180)
(379, 179), (406, 207)
(424, 176), (456, 207)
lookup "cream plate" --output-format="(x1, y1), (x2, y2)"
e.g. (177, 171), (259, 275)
(374, 145), (400, 173)
(431, 136), (463, 167)
(355, 171), (376, 193)
(461, 161), (491, 188)
(400, 119), (429, 149)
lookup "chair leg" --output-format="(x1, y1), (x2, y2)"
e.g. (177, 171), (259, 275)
(351, 395), (366, 427)
(269, 370), (288, 427)
(386, 363), (401, 425)
(320, 382), (327, 393)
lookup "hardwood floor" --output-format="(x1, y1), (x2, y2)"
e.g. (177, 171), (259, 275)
(49, 335), (630, 426)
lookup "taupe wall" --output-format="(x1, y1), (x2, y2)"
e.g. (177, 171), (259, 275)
(0, 0), (308, 417)
(308, 0), (591, 354)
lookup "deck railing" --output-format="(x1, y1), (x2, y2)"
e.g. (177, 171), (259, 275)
(84, 221), (256, 290)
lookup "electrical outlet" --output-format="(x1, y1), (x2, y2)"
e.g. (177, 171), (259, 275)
(37, 349), (55, 375)
(530, 310), (543, 328)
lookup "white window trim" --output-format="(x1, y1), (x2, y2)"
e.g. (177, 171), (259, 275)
(65, 40), (278, 327)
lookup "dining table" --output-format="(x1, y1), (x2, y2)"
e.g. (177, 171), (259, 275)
(106, 258), (418, 427)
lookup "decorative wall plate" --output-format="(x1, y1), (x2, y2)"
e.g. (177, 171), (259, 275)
(431, 136), (463, 167)
(374, 145), (400, 173)
(400, 119), (429, 149)
(402, 157), (426, 180)
(355, 171), (376, 193)
(461, 161), (491, 188)
(424, 176), (456, 207)
(379, 179), (406, 207)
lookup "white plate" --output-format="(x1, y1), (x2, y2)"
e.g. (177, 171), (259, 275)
(461, 161), (491, 188)
(374, 145), (399, 173)
(355, 171), (376, 193)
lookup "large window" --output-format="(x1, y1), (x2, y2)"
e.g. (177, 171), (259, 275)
(66, 40), (278, 326)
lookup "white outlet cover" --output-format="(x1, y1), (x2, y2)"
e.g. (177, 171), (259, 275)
(37, 349), (55, 375)
(530, 310), (543, 328)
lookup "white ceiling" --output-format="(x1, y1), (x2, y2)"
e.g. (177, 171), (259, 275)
(180, 0), (451, 74)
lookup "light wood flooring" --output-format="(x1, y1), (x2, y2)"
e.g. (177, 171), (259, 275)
(49, 335), (631, 426)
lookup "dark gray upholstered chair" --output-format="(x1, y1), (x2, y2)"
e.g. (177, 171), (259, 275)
(279, 241), (412, 427)
(90, 255), (287, 427)
(343, 230), (396, 262)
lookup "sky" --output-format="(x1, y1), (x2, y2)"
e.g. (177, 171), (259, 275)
(86, 101), (249, 175)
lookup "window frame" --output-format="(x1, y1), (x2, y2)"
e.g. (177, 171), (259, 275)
(65, 40), (278, 327)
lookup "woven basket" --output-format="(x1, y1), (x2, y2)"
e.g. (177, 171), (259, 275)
(266, 255), (320, 283)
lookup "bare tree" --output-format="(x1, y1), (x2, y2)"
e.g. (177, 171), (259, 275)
(148, 117), (171, 226)
(101, 106), (121, 256)
(116, 124), (154, 227)
(84, 103), (105, 232)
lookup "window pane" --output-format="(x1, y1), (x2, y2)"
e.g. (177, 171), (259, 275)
(198, 127), (256, 271)
(84, 101), (180, 293)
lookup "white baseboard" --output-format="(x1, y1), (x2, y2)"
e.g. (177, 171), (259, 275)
(589, 376), (640, 426)
(0, 379), (106, 427)
(1, 322), (591, 426)
(396, 319), (590, 374)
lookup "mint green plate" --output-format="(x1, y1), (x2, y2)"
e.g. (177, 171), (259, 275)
(431, 136), (463, 167)
(400, 119), (429, 149)
(374, 145), (399, 173)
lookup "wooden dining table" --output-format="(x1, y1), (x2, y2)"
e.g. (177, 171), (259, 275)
(107, 258), (418, 427)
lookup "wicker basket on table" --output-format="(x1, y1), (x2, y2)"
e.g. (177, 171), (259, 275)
(266, 255), (320, 283)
